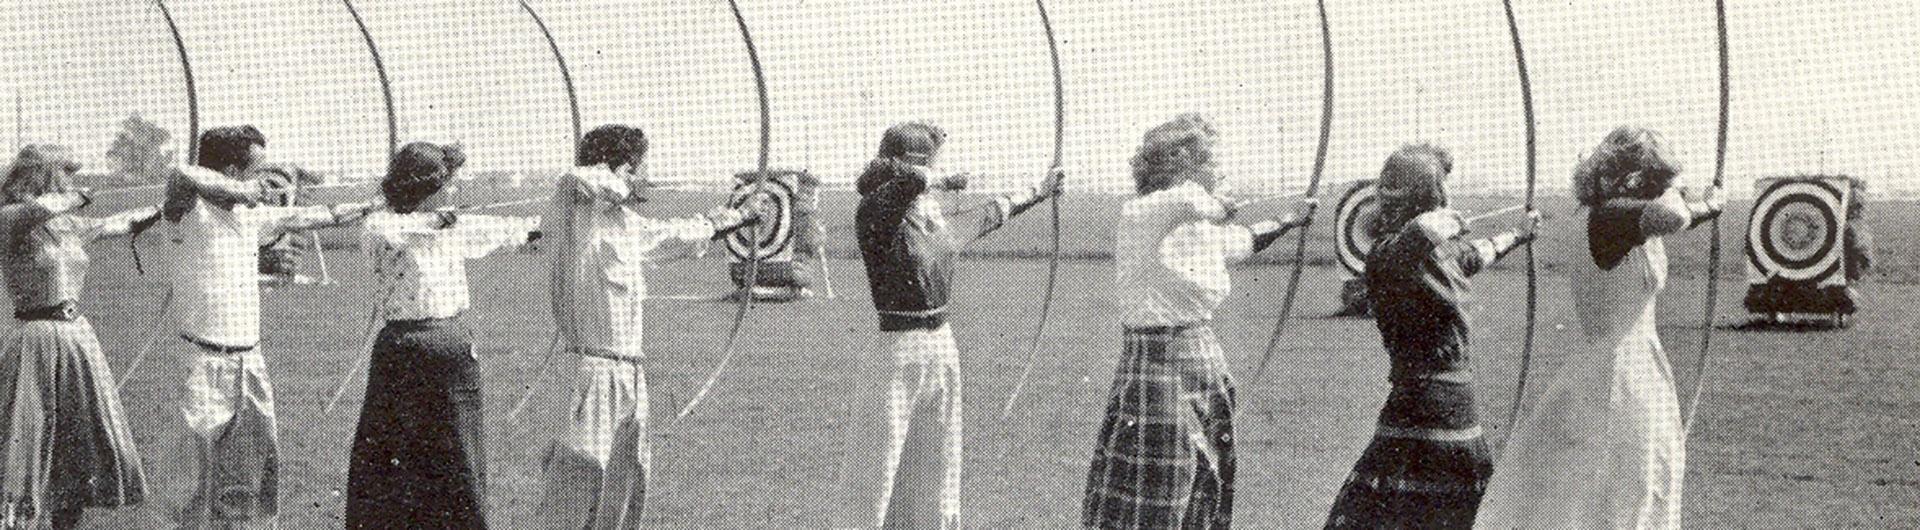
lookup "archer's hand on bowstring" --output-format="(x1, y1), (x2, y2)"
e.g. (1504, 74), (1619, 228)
(975, 166), (1067, 239)
(1466, 208), (1542, 264)
(1682, 184), (1726, 229)
(706, 194), (771, 241)
(1247, 198), (1318, 254)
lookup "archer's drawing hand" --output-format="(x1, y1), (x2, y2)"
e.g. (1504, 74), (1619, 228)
(1036, 167), (1066, 198)
(1287, 198), (1320, 228)
(1518, 209), (1543, 244)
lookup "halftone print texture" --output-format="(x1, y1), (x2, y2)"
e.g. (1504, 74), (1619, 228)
(7, 2), (1915, 196)
(2, 1), (1916, 528)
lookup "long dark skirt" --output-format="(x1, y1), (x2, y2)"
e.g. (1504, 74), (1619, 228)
(1082, 326), (1236, 530)
(346, 318), (488, 529)
(1324, 380), (1492, 529)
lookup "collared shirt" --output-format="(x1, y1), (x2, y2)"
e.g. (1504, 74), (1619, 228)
(167, 198), (340, 347)
(1115, 182), (1254, 327)
(363, 211), (541, 321)
(548, 167), (717, 359)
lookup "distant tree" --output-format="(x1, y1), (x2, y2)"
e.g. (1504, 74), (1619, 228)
(105, 113), (174, 182)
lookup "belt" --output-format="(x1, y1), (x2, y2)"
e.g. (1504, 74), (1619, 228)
(386, 313), (460, 326)
(1124, 321), (1209, 336)
(1375, 423), (1485, 442)
(877, 306), (948, 331)
(877, 306), (947, 318)
(574, 346), (641, 362)
(1393, 369), (1475, 385)
(13, 301), (78, 322)
(181, 334), (257, 354)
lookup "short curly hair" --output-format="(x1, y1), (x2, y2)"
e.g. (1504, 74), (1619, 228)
(197, 125), (267, 173)
(877, 122), (946, 161)
(381, 142), (466, 213)
(1130, 113), (1219, 195)
(1572, 126), (1679, 207)
(577, 124), (649, 168)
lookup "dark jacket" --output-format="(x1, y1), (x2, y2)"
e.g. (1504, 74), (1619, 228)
(856, 158), (955, 331)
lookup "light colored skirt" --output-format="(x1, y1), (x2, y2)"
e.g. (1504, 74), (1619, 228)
(1476, 328), (1685, 530)
(0, 316), (146, 522)
(534, 353), (649, 530)
(833, 324), (962, 530)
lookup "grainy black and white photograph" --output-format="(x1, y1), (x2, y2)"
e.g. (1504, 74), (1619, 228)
(1, 0), (1915, 528)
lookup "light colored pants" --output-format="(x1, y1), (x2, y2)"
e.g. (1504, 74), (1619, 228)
(152, 344), (279, 530)
(533, 354), (649, 530)
(833, 325), (962, 530)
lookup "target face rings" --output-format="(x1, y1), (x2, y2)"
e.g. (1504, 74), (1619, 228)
(727, 174), (796, 262)
(1334, 179), (1379, 276)
(1746, 178), (1845, 284)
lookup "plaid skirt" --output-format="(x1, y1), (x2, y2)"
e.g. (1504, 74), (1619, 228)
(0, 316), (146, 523)
(1082, 326), (1236, 530)
(834, 324), (962, 530)
(346, 318), (489, 529)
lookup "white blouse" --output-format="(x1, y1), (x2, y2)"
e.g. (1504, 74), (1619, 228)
(1114, 182), (1255, 327)
(547, 167), (719, 360)
(362, 211), (541, 321)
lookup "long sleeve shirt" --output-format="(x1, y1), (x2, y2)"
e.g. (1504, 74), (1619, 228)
(166, 198), (347, 347)
(1365, 211), (1493, 382)
(363, 212), (541, 321)
(854, 158), (1040, 331)
(1115, 182), (1256, 328)
(547, 166), (718, 359)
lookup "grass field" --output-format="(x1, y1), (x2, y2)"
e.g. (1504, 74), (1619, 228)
(52, 186), (1920, 528)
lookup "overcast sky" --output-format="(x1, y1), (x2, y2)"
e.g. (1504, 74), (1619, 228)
(4, 0), (1915, 197)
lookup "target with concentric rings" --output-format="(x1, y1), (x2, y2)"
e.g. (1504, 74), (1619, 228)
(1333, 179), (1379, 276)
(726, 174), (796, 263)
(1745, 177), (1847, 286)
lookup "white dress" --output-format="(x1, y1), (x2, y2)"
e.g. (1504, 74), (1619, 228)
(1476, 193), (1691, 530)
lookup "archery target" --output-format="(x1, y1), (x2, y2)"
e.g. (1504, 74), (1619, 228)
(1746, 177), (1848, 286)
(1333, 179), (1379, 276)
(726, 172), (797, 263)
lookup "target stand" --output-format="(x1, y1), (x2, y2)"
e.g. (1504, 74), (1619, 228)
(1332, 179), (1379, 317)
(1741, 176), (1857, 325)
(726, 169), (823, 302)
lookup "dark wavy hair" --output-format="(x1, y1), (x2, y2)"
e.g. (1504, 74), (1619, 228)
(1572, 126), (1679, 207)
(877, 122), (946, 162)
(381, 142), (466, 213)
(1130, 113), (1219, 195)
(578, 124), (648, 168)
(1369, 143), (1453, 239)
(197, 125), (267, 174)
